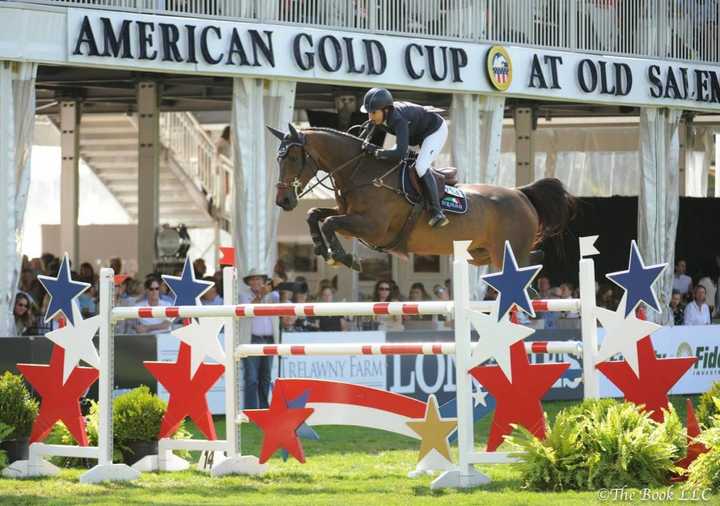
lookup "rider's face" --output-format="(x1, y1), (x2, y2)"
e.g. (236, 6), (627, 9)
(368, 110), (384, 125)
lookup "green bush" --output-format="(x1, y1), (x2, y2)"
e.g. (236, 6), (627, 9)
(47, 387), (191, 466)
(697, 382), (720, 427)
(0, 371), (38, 439)
(687, 397), (720, 492)
(506, 399), (686, 491)
(0, 422), (13, 470)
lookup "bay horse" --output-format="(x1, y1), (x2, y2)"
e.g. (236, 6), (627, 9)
(268, 124), (576, 271)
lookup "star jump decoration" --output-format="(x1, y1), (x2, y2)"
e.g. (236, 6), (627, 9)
(37, 254), (90, 327)
(162, 256), (214, 307)
(595, 241), (695, 421)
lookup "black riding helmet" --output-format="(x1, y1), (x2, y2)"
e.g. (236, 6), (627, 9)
(360, 88), (394, 113)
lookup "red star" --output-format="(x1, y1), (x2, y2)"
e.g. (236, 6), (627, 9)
(144, 342), (224, 439)
(672, 399), (709, 481)
(596, 336), (696, 422)
(218, 247), (235, 266)
(469, 341), (569, 451)
(18, 345), (98, 444)
(244, 383), (313, 464)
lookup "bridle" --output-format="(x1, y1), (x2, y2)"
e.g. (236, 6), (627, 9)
(275, 134), (365, 200)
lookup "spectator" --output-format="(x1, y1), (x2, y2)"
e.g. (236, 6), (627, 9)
(77, 282), (97, 318)
(158, 275), (175, 304)
(240, 268), (278, 409)
(536, 276), (551, 299)
(215, 125), (232, 158)
(277, 282), (296, 303)
(193, 258), (207, 279)
(560, 282), (580, 319)
(684, 285), (711, 325)
(200, 276), (223, 305)
(669, 290), (685, 326)
(697, 276), (716, 315)
(133, 277), (172, 334)
(597, 285), (617, 310)
(14, 293), (33, 336)
(310, 287), (350, 331)
(673, 259), (693, 299)
(110, 257), (122, 275)
(433, 284), (449, 301)
(369, 280), (403, 331)
(79, 262), (96, 283)
(404, 282), (434, 323)
(483, 286), (498, 301)
(444, 278), (452, 299)
(290, 282), (317, 331)
(315, 278), (332, 300)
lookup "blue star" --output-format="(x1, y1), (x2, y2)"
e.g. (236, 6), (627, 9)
(37, 254), (89, 327)
(482, 241), (542, 321)
(280, 388), (319, 461)
(162, 257), (213, 306)
(606, 240), (666, 317)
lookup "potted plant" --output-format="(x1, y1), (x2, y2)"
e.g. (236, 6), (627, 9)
(113, 386), (168, 465)
(0, 372), (39, 463)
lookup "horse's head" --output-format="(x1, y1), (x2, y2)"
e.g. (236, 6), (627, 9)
(267, 123), (315, 211)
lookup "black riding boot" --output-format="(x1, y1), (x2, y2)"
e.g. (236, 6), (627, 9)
(420, 172), (449, 228)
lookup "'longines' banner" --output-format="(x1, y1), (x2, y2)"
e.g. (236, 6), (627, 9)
(59, 9), (720, 111)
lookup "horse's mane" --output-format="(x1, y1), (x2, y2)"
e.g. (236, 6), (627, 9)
(303, 127), (363, 143)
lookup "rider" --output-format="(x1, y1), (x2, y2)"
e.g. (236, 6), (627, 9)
(359, 88), (449, 228)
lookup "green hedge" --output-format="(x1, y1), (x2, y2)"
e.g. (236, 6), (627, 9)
(0, 372), (38, 440)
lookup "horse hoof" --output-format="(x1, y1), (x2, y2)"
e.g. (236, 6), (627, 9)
(326, 258), (338, 267)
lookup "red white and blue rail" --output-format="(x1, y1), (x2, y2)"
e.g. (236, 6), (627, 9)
(235, 340), (583, 358)
(111, 298), (581, 321)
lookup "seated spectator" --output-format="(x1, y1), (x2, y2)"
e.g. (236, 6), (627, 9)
(684, 285), (711, 326)
(276, 282), (296, 303)
(370, 280), (403, 331)
(597, 285), (618, 310)
(200, 276), (223, 305)
(536, 276), (551, 299)
(433, 284), (449, 301)
(669, 290), (685, 326)
(79, 262), (96, 284)
(193, 258), (207, 279)
(404, 282), (434, 323)
(110, 257), (122, 275)
(14, 293), (34, 336)
(133, 277), (172, 334)
(291, 283), (318, 331)
(673, 259), (693, 300)
(309, 287), (350, 331)
(560, 282), (580, 319)
(77, 282), (97, 318)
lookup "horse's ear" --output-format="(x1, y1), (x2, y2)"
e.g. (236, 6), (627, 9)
(288, 123), (299, 140)
(266, 125), (286, 141)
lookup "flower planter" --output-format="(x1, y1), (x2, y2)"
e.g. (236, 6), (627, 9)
(121, 440), (158, 465)
(1, 438), (29, 463)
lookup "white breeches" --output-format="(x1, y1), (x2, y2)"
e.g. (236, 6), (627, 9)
(415, 121), (448, 177)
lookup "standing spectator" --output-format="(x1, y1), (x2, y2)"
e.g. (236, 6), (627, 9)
(133, 277), (172, 334)
(697, 276), (716, 315)
(14, 293), (34, 336)
(200, 276), (223, 305)
(240, 269), (279, 409)
(433, 284), (449, 301)
(369, 280), (403, 331)
(684, 285), (711, 326)
(597, 285), (617, 310)
(673, 259), (693, 299)
(291, 282), (317, 331)
(310, 287), (350, 331)
(215, 126), (232, 157)
(79, 262), (96, 284)
(277, 282), (295, 303)
(669, 290), (686, 326)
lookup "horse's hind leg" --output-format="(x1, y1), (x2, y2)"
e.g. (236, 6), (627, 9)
(468, 248), (491, 267)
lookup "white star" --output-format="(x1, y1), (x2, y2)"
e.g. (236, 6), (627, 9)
(171, 318), (226, 378)
(471, 381), (488, 407)
(468, 306), (535, 382)
(45, 303), (100, 384)
(595, 294), (661, 377)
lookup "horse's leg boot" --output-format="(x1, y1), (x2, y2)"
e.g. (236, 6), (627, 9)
(420, 172), (449, 228)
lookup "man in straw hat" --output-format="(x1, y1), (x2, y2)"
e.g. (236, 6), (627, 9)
(240, 268), (279, 409)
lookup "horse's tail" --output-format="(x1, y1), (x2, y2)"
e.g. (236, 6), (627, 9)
(519, 178), (577, 250)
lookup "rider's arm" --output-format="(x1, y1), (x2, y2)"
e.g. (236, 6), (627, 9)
(358, 120), (374, 139)
(375, 117), (409, 161)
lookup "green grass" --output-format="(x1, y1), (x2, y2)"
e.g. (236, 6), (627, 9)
(0, 396), (709, 505)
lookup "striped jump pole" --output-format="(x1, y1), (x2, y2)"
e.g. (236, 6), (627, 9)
(110, 298), (580, 321)
(235, 340), (583, 358)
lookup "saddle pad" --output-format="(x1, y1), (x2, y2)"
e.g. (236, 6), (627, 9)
(401, 165), (468, 215)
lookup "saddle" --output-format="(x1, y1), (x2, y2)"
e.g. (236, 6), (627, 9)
(406, 160), (459, 195)
(400, 161), (467, 215)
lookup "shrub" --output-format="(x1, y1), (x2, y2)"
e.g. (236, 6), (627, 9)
(687, 397), (720, 493)
(697, 382), (720, 427)
(0, 371), (38, 439)
(0, 422), (13, 470)
(506, 399), (686, 491)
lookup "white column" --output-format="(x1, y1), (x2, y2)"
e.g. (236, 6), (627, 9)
(716, 133), (720, 198)
(638, 108), (682, 325)
(513, 107), (535, 187)
(678, 118), (687, 197)
(137, 81), (160, 277)
(59, 100), (80, 265)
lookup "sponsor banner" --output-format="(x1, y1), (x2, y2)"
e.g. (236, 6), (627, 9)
(278, 331), (386, 389)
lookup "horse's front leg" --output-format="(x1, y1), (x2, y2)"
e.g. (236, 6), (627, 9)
(320, 214), (375, 271)
(307, 207), (339, 261)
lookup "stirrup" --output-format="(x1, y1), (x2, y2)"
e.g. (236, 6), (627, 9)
(428, 212), (449, 228)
